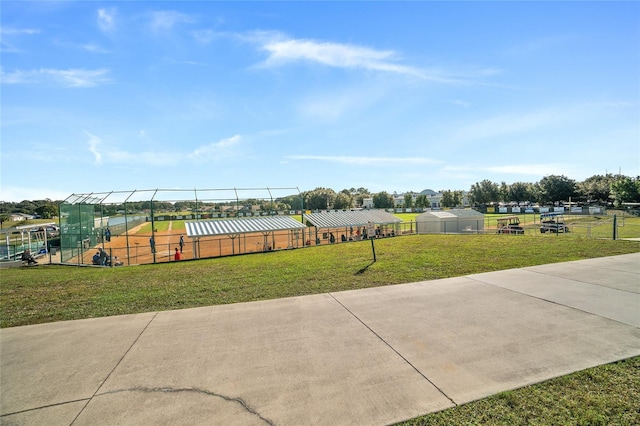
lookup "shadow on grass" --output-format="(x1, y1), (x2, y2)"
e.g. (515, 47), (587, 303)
(355, 261), (375, 275)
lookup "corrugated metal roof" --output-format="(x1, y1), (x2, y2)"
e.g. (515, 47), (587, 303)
(303, 210), (401, 228)
(430, 211), (457, 219)
(417, 209), (484, 220)
(185, 216), (307, 237)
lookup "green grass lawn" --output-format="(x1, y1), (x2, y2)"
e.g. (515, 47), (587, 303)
(3, 234), (639, 327)
(1, 233), (638, 425)
(397, 356), (640, 426)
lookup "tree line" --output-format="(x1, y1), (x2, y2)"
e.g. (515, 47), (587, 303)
(1, 174), (638, 221)
(300, 175), (640, 210)
(467, 174), (640, 207)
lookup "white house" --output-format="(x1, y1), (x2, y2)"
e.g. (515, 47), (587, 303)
(9, 213), (35, 221)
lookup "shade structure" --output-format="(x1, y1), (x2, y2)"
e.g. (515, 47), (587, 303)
(185, 216), (307, 237)
(303, 210), (401, 228)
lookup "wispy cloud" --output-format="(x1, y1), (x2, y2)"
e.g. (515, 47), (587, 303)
(286, 155), (441, 166)
(80, 43), (110, 54)
(1, 27), (41, 53)
(192, 29), (223, 44)
(192, 30), (490, 84)
(1, 68), (110, 87)
(86, 133), (242, 166)
(86, 132), (103, 165)
(1, 27), (41, 35)
(97, 8), (116, 32)
(187, 135), (241, 162)
(148, 10), (196, 32)
(256, 34), (457, 82)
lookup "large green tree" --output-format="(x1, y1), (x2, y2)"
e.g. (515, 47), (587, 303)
(276, 194), (303, 211)
(415, 194), (428, 208)
(0, 214), (9, 229)
(499, 182), (509, 203)
(372, 191), (394, 209)
(35, 203), (58, 219)
(610, 176), (640, 206)
(304, 188), (337, 210)
(469, 180), (499, 205)
(441, 190), (454, 208)
(577, 174), (615, 204)
(346, 187), (370, 207)
(453, 190), (464, 207)
(507, 182), (534, 203)
(333, 191), (354, 210)
(538, 175), (577, 204)
(403, 192), (414, 208)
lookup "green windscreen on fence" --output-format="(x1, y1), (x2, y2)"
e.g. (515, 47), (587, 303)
(59, 203), (100, 264)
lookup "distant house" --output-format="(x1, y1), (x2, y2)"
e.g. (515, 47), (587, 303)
(367, 189), (469, 209)
(9, 213), (35, 221)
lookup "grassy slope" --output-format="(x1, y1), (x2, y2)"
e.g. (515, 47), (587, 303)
(2, 234), (639, 328)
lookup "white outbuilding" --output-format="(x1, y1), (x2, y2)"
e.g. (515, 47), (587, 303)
(415, 209), (485, 234)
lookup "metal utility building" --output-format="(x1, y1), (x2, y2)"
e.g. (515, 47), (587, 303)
(415, 209), (485, 234)
(185, 216), (308, 258)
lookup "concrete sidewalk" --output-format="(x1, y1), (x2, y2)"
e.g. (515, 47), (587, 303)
(1, 253), (639, 425)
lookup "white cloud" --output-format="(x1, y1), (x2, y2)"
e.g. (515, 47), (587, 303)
(260, 37), (446, 81)
(86, 132), (103, 165)
(196, 30), (488, 84)
(1, 28), (41, 35)
(97, 8), (116, 32)
(192, 29), (222, 44)
(187, 135), (241, 162)
(1, 68), (110, 87)
(242, 31), (461, 83)
(49, 69), (110, 87)
(80, 44), (110, 54)
(85, 133), (242, 166)
(149, 11), (196, 32)
(264, 38), (393, 67)
(1, 27), (41, 53)
(286, 155), (440, 166)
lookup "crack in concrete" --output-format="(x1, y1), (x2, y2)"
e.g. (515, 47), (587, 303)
(98, 386), (274, 425)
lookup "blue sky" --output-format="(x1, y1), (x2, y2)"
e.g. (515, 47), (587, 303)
(1, 1), (639, 202)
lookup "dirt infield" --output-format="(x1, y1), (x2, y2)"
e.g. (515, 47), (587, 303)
(89, 222), (313, 265)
